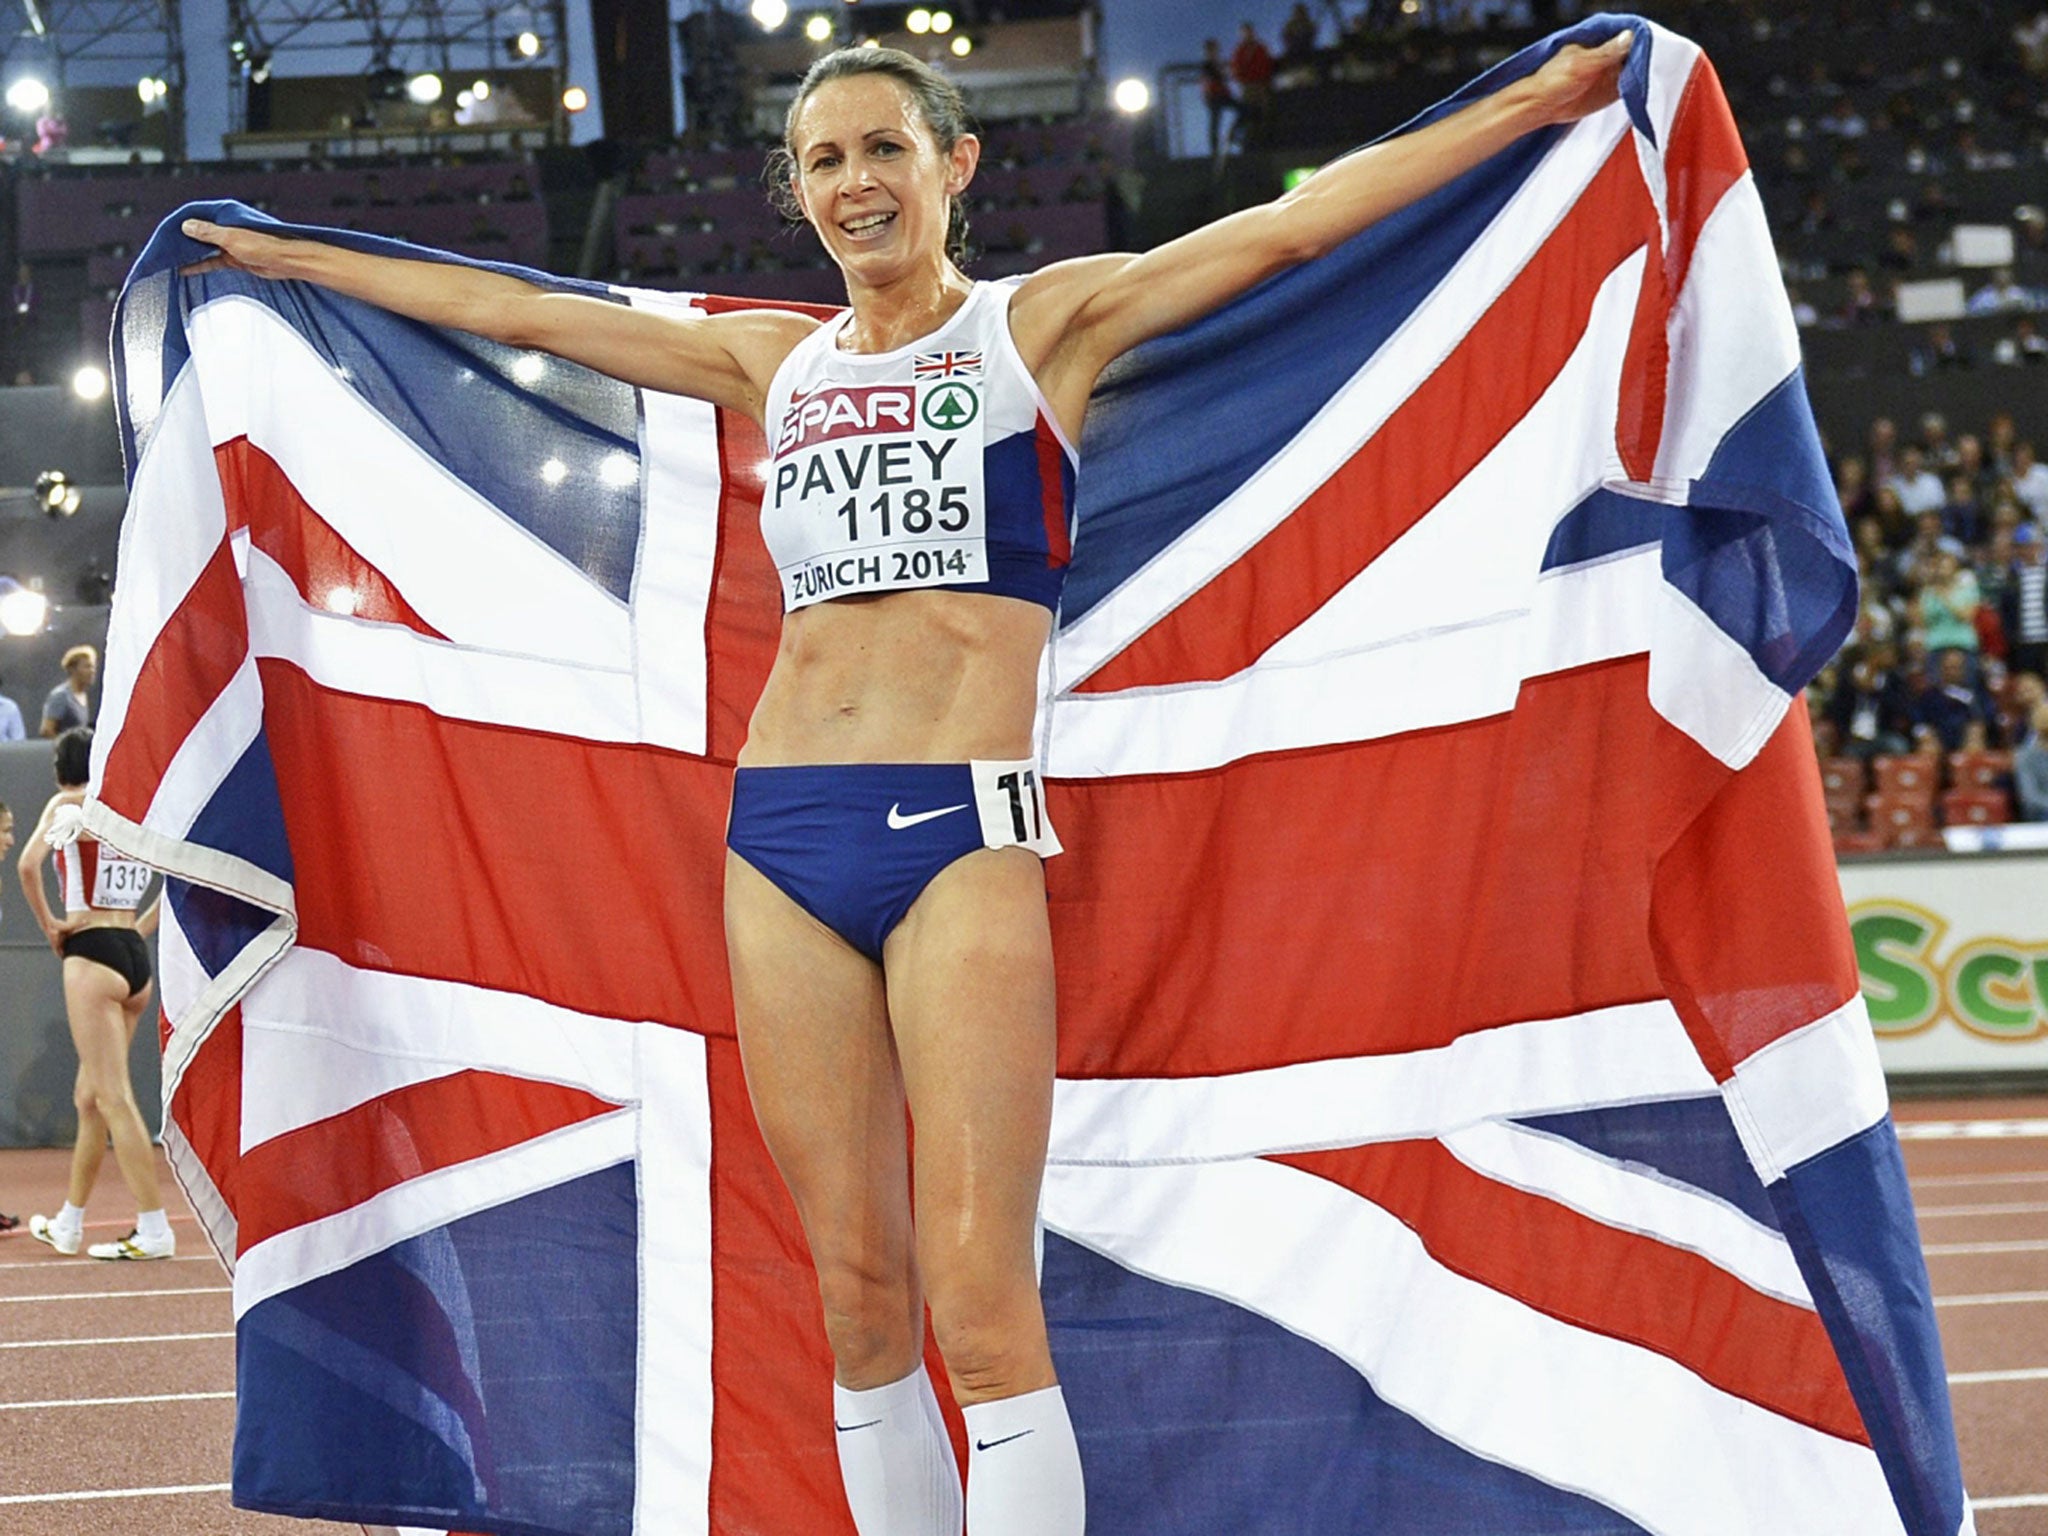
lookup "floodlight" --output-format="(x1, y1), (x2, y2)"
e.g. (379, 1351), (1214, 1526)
(930, 10), (953, 31)
(515, 31), (542, 57)
(907, 8), (931, 32)
(0, 581), (48, 637)
(1113, 77), (1150, 114)
(805, 14), (833, 40)
(407, 72), (444, 104)
(5, 78), (50, 114)
(71, 365), (108, 401)
(562, 85), (589, 111)
(752, 0), (789, 28)
(949, 34), (971, 55)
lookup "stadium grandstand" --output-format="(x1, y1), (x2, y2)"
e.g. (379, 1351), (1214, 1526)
(2, 1), (2048, 1528)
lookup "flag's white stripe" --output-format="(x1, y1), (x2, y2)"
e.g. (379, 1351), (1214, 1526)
(233, 1110), (637, 1316)
(1438, 1119), (1811, 1307)
(632, 1023), (715, 1536)
(1646, 576), (1790, 772)
(1261, 247), (1642, 668)
(1647, 175), (1797, 493)
(1047, 544), (1659, 778)
(186, 295), (632, 669)
(143, 646), (265, 843)
(1047, 1000), (1714, 1166)
(1722, 995), (1889, 1185)
(626, 290), (729, 759)
(1043, 1158), (1906, 1536)
(92, 366), (228, 790)
(1054, 105), (1634, 685)
(1628, 23), (1703, 254)
(243, 548), (644, 745)
(238, 945), (644, 1151)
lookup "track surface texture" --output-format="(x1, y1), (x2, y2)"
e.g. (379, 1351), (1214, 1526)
(1, 1098), (2045, 1534)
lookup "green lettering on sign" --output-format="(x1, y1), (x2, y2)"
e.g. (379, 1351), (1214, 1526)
(1850, 909), (1939, 1033)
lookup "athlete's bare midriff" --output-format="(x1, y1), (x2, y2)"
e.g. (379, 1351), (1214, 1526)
(739, 587), (1051, 766)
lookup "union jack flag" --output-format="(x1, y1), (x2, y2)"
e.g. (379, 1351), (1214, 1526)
(913, 348), (984, 378)
(91, 16), (1970, 1536)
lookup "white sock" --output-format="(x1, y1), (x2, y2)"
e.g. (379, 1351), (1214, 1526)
(963, 1385), (1085, 1536)
(833, 1365), (963, 1536)
(136, 1209), (171, 1242)
(54, 1202), (84, 1235)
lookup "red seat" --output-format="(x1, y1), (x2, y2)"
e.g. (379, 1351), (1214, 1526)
(1948, 751), (2012, 791)
(1866, 791), (1938, 841)
(1941, 788), (2010, 827)
(1820, 756), (1868, 796)
(1832, 829), (1888, 856)
(1872, 755), (1940, 798)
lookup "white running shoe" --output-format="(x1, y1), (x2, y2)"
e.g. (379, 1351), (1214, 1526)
(88, 1228), (175, 1261)
(28, 1214), (83, 1256)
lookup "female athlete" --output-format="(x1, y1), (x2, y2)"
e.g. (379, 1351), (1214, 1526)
(20, 728), (171, 1261)
(181, 31), (1630, 1531)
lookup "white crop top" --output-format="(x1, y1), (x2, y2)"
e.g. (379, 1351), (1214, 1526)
(758, 278), (1077, 614)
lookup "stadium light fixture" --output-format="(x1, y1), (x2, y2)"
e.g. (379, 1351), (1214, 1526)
(472, 79), (491, 100)
(804, 14), (833, 40)
(456, 90), (474, 110)
(0, 579), (49, 638)
(34, 471), (81, 518)
(137, 76), (168, 104)
(929, 10), (953, 32)
(906, 8), (931, 32)
(949, 34), (971, 55)
(5, 78), (50, 114)
(860, 36), (880, 48)
(1113, 77), (1150, 114)
(407, 72), (444, 104)
(751, 0), (789, 28)
(515, 31), (542, 58)
(71, 365), (108, 401)
(561, 84), (589, 112)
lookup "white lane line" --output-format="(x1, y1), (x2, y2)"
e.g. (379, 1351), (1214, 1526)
(0, 1254), (214, 1271)
(1922, 1239), (2048, 1256)
(1918, 1201), (2048, 1218)
(1912, 1171), (2048, 1189)
(1898, 1120), (2048, 1140)
(0, 1390), (234, 1411)
(1974, 1493), (2048, 1510)
(1949, 1367), (2048, 1386)
(0, 1331), (233, 1351)
(0, 1287), (230, 1304)
(1935, 1291), (2048, 1308)
(0, 1482), (231, 1506)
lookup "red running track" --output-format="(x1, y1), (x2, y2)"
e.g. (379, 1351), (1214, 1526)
(1, 1098), (2045, 1535)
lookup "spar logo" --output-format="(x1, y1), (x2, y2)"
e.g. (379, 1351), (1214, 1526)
(1851, 899), (2048, 1040)
(921, 380), (978, 432)
(777, 386), (915, 454)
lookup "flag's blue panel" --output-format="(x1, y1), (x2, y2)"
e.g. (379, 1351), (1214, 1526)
(166, 878), (276, 981)
(1043, 1233), (1652, 1535)
(183, 728), (294, 888)
(1064, 125), (1566, 627)
(134, 201), (643, 601)
(1541, 486), (1662, 572)
(1774, 1121), (1965, 1536)
(233, 1162), (639, 1536)
(1515, 1096), (1780, 1230)
(1673, 366), (1856, 691)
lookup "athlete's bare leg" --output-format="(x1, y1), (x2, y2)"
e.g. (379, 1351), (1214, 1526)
(884, 848), (1059, 1407)
(65, 1085), (109, 1208)
(725, 852), (925, 1390)
(64, 958), (162, 1212)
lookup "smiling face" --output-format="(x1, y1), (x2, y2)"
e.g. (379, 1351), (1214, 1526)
(789, 72), (977, 287)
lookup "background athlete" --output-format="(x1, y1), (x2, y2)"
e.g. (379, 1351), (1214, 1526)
(18, 728), (170, 1262)
(180, 31), (1630, 1533)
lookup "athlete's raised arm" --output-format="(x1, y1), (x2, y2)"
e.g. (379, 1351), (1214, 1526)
(1011, 32), (1633, 408)
(178, 217), (818, 423)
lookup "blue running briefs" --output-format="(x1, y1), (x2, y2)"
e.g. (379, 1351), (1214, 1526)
(726, 762), (1058, 961)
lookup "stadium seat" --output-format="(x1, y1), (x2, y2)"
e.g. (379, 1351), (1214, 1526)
(1865, 790), (1938, 845)
(1940, 788), (2010, 827)
(1871, 755), (1939, 798)
(1948, 751), (2012, 792)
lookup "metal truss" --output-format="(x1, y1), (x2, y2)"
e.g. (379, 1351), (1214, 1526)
(222, 0), (565, 73)
(4, 0), (183, 73)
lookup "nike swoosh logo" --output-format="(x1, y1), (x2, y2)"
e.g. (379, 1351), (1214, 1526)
(974, 1429), (1035, 1451)
(887, 802), (969, 830)
(835, 1419), (883, 1433)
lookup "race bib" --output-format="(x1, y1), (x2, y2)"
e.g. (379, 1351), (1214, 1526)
(91, 850), (150, 911)
(970, 757), (1062, 859)
(767, 378), (988, 609)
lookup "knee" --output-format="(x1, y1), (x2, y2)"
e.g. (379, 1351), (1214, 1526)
(77, 1080), (132, 1124)
(813, 1252), (920, 1383)
(926, 1270), (1046, 1399)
